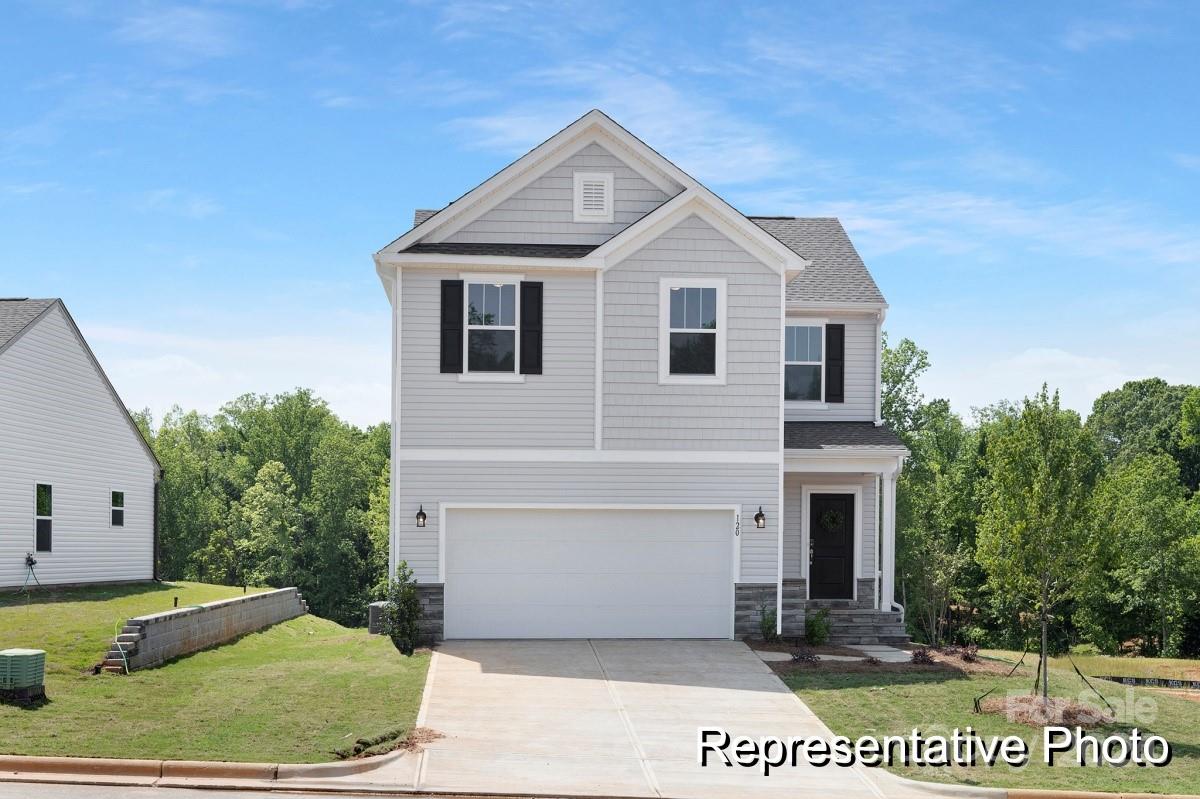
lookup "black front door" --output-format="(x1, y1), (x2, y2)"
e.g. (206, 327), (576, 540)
(809, 493), (854, 599)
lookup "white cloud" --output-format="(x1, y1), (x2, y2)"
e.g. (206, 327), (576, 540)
(116, 6), (239, 62)
(1061, 21), (1145, 52)
(451, 65), (798, 185)
(1171, 153), (1200, 172)
(85, 315), (391, 429)
(138, 188), (222, 220)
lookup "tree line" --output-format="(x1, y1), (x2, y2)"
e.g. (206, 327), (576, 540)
(887, 336), (1200, 658)
(133, 390), (389, 626)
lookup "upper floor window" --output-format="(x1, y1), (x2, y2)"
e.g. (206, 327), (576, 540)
(466, 280), (518, 373)
(35, 483), (52, 553)
(111, 491), (125, 527)
(573, 172), (613, 223)
(785, 324), (824, 401)
(659, 278), (726, 385)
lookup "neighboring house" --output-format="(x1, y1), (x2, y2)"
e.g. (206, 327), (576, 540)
(375, 111), (909, 643)
(0, 298), (161, 589)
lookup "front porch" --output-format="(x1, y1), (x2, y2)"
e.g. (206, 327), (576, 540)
(737, 421), (909, 645)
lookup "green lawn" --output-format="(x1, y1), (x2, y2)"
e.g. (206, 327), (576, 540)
(983, 649), (1200, 681)
(0, 582), (429, 763)
(784, 657), (1200, 795)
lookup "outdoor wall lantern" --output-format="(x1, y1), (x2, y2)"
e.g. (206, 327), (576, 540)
(754, 506), (766, 528)
(415, 505), (427, 528)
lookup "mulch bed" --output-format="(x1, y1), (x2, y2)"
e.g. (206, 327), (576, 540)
(742, 637), (864, 658)
(979, 695), (1114, 728)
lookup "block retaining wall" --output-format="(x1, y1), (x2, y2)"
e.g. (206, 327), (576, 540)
(105, 588), (308, 671)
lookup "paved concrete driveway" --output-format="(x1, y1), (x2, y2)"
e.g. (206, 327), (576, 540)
(400, 639), (957, 799)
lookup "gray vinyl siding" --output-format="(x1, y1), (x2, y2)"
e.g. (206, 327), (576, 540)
(785, 314), (878, 422)
(444, 142), (679, 246)
(399, 268), (595, 448)
(394, 460), (779, 583)
(0, 306), (157, 588)
(783, 472), (877, 580)
(602, 215), (781, 451)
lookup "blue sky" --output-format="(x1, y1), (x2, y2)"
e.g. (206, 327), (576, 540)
(2, 1), (1197, 427)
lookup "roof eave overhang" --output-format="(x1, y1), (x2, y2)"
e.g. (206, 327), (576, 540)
(784, 448), (909, 474)
(786, 300), (888, 314)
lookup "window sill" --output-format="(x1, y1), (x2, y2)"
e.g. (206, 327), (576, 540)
(658, 374), (727, 387)
(458, 373), (526, 384)
(786, 401), (828, 409)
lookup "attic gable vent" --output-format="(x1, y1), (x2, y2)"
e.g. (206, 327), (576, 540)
(573, 171), (614, 223)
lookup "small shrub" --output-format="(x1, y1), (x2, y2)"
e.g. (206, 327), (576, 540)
(960, 644), (979, 663)
(910, 647), (934, 665)
(379, 561), (423, 656)
(791, 647), (821, 663)
(805, 608), (831, 646)
(758, 596), (779, 643)
(863, 655), (882, 665)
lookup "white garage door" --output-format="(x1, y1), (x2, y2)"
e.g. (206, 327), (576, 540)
(444, 507), (734, 639)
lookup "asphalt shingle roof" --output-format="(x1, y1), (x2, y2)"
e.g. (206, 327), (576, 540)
(406, 212), (884, 305)
(0, 298), (56, 353)
(403, 242), (597, 259)
(751, 217), (885, 305)
(784, 421), (907, 451)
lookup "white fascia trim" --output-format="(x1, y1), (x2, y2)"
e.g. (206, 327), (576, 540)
(785, 452), (907, 475)
(594, 190), (807, 276)
(378, 253), (602, 270)
(786, 302), (887, 315)
(594, 270), (604, 450)
(398, 448), (782, 464)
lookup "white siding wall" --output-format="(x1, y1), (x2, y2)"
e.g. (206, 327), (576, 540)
(603, 215), (782, 451)
(444, 143), (679, 246)
(785, 314), (878, 422)
(399, 268), (596, 448)
(394, 460), (779, 583)
(0, 306), (157, 587)
(783, 472), (877, 580)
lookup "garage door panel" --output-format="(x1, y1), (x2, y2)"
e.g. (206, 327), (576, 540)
(444, 508), (734, 639)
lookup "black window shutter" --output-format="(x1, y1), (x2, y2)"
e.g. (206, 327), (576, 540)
(519, 281), (543, 375)
(440, 280), (464, 374)
(825, 324), (845, 403)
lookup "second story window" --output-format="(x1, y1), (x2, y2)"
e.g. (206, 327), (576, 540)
(466, 280), (517, 373)
(659, 278), (726, 385)
(785, 324), (824, 401)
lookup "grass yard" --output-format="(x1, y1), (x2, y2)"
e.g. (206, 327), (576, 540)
(984, 649), (1200, 682)
(0, 581), (429, 763)
(782, 654), (1200, 795)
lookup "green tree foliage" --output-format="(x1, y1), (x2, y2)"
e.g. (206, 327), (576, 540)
(976, 386), (1101, 699)
(1087, 378), (1199, 491)
(145, 391), (390, 625)
(880, 333), (931, 441)
(1182, 387), (1200, 450)
(1080, 454), (1199, 655)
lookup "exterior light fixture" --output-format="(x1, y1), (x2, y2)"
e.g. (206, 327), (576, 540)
(754, 506), (766, 529)
(415, 505), (427, 528)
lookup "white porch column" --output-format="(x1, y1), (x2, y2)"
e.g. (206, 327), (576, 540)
(880, 469), (897, 612)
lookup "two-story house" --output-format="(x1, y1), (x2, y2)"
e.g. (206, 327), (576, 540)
(374, 111), (908, 644)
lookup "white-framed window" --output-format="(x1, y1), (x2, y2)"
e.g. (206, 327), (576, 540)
(111, 490), (125, 527)
(34, 483), (52, 553)
(658, 277), (726, 385)
(462, 273), (522, 381)
(785, 322), (825, 402)
(573, 171), (613, 223)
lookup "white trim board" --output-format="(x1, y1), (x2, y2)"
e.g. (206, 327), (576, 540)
(799, 485), (863, 602)
(397, 448), (782, 464)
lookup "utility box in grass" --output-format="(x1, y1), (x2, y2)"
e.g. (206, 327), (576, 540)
(0, 649), (46, 705)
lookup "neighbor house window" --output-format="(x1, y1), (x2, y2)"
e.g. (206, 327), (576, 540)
(466, 279), (518, 373)
(785, 324), (824, 402)
(35, 483), (52, 552)
(658, 278), (726, 384)
(111, 491), (125, 527)
(573, 172), (613, 223)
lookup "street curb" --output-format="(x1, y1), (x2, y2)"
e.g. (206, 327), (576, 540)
(0, 751), (395, 780)
(1008, 792), (1199, 799)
